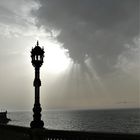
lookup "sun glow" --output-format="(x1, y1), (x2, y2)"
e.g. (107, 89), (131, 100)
(22, 35), (72, 75)
(44, 43), (71, 74)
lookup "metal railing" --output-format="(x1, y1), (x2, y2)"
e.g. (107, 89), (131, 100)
(0, 124), (140, 140)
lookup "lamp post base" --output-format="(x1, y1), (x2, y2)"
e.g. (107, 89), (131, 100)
(30, 103), (44, 128)
(30, 120), (44, 128)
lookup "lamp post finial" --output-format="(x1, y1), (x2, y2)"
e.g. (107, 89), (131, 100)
(37, 40), (39, 46)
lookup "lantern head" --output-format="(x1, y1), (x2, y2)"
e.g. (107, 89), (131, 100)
(31, 41), (45, 68)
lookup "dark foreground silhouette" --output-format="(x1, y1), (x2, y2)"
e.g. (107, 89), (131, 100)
(0, 124), (140, 140)
(30, 41), (44, 128)
(0, 111), (10, 124)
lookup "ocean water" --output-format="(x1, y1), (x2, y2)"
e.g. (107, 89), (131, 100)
(7, 109), (140, 134)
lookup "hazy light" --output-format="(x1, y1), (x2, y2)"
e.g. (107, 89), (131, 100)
(45, 43), (71, 74)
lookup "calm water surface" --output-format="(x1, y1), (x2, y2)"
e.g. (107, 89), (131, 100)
(8, 109), (140, 134)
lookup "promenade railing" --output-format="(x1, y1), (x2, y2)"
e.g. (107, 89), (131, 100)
(0, 124), (140, 140)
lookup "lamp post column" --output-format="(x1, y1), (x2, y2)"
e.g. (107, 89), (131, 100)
(30, 41), (44, 128)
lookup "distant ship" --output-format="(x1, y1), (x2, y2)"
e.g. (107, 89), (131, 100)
(0, 111), (11, 124)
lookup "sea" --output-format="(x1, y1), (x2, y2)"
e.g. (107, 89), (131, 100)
(7, 108), (140, 134)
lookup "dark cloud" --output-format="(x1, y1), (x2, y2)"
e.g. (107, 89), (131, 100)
(35, 0), (139, 74)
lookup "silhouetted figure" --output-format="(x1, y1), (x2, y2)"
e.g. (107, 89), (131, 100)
(30, 41), (44, 128)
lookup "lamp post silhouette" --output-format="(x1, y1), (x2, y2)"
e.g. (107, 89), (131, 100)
(30, 41), (44, 128)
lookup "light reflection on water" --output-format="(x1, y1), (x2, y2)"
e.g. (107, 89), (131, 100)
(8, 109), (140, 134)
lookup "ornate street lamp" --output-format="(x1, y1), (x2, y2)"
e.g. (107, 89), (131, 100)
(30, 41), (44, 128)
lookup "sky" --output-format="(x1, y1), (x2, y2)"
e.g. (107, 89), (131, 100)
(0, 0), (139, 111)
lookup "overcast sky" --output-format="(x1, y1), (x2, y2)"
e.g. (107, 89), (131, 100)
(0, 0), (139, 110)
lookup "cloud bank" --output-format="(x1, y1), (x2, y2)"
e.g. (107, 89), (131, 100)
(35, 0), (139, 75)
